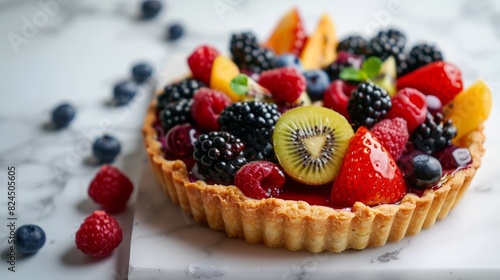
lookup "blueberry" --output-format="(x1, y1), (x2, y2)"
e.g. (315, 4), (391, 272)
(113, 80), (137, 106)
(303, 70), (330, 101)
(141, 0), (162, 19)
(272, 54), (302, 70)
(167, 23), (184, 41)
(132, 63), (153, 83)
(403, 154), (442, 189)
(16, 225), (46, 255)
(51, 103), (76, 128)
(93, 134), (121, 163)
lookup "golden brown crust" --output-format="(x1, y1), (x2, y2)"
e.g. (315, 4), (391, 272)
(143, 97), (485, 253)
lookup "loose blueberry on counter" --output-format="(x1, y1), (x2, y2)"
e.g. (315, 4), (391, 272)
(51, 103), (76, 128)
(303, 70), (330, 101)
(113, 80), (138, 106)
(16, 225), (46, 255)
(132, 63), (153, 83)
(400, 153), (442, 190)
(141, 0), (162, 19)
(93, 134), (121, 163)
(167, 23), (184, 41)
(272, 54), (302, 70)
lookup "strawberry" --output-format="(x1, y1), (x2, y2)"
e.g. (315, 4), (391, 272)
(330, 127), (407, 208)
(323, 79), (357, 121)
(396, 61), (463, 105)
(258, 66), (306, 103)
(187, 45), (220, 85)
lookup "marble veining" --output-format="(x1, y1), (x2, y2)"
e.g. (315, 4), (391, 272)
(1, 0), (500, 279)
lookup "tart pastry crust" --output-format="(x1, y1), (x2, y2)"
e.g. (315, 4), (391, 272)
(143, 97), (485, 253)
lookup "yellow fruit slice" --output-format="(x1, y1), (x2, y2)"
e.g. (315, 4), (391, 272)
(445, 80), (492, 141)
(209, 55), (241, 101)
(264, 7), (306, 56)
(299, 13), (338, 70)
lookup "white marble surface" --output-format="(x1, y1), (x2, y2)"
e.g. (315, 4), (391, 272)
(1, 0), (500, 279)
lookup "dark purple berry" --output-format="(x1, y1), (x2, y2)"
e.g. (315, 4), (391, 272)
(16, 225), (46, 254)
(132, 62), (153, 83)
(167, 23), (184, 41)
(51, 103), (76, 128)
(400, 153), (442, 189)
(113, 80), (137, 106)
(141, 0), (162, 19)
(93, 134), (121, 163)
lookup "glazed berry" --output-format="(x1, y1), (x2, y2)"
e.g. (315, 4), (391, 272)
(88, 165), (133, 213)
(347, 82), (392, 129)
(75, 211), (122, 257)
(160, 98), (193, 132)
(164, 123), (200, 158)
(193, 131), (247, 184)
(272, 54), (302, 70)
(16, 225), (46, 254)
(323, 80), (357, 121)
(157, 78), (206, 109)
(219, 101), (280, 161)
(400, 43), (444, 76)
(141, 0), (162, 19)
(93, 134), (121, 163)
(167, 23), (184, 41)
(258, 66), (306, 103)
(400, 154), (442, 190)
(190, 88), (232, 132)
(371, 118), (409, 161)
(425, 95), (442, 116)
(386, 88), (428, 133)
(322, 51), (363, 81)
(132, 62), (153, 83)
(336, 35), (368, 57)
(303, 70), (330, 101)
(187, 45), (220, 85)
(230, 31), (275, 73)
(234, 161), (285, 199)
(113, 80), (137, 106)
(411, 112), (457, 154)
(51, 103), (76, 128)
(434, 145), (472, 171)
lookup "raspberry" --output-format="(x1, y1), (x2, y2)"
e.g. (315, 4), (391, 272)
(190, 88), (232, 132)
(386, 88), (428, 134)
(258, 66), (306, 103)
(323, 79), (357, 121)
(187, 45), (220, 85)
(75, 211), (122, 257)
(234, 161), (286, 199)
(371, 118), (409, 161)
(88, 165), (133, 213)
(347, 82), (392, 129)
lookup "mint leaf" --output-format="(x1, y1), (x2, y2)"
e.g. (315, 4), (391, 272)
(361, 56), (382, 79)
(340, 68), (366, 82)
(230, 74), (249, 95)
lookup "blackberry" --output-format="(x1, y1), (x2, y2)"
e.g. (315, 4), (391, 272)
(322, 51), (362, 81)
(230, 31), (275, 73)
(366, 28), (407, 75)
(219, 101), (280, 161)
(400, 43), (444, 76)
(157, 78), (205, 110)
(193, 131), (247, 184)
(159, 98), (193, 132)
(336, 35), (368, 57)
(347, 82), (392, 129)
(411, 112), (457, 155)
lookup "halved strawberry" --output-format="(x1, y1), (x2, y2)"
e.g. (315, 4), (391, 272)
(396, 61), (462, 105)
(264, 8), (307, 56)
(330, 127), (407, 208)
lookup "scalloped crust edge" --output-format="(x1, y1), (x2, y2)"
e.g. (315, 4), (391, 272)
(143, 99), (485, 253)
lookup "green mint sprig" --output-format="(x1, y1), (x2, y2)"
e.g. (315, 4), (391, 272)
(339, 56), (382, 82)
(230, 74), (250, 95)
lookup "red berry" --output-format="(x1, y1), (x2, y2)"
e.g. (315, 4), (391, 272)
(234, 161), (285, 199)
(75, 211), (122, 257)
(396, 61), (463, 105)
(386, 88), (428, 134)
(323, 79), (357, 121)
(165, 123), (200, 158)
(88, 165), (133, 213)
(187, 45), (220, 85)
(258, 66), (306, 103)
(371, 118), (409, 161)
(190, 88), (232, 132)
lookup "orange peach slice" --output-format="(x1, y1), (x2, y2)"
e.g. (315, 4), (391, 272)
(209, 55), (241, 101)
(264, 7), (307, 56)
(300, 13), (338, 70)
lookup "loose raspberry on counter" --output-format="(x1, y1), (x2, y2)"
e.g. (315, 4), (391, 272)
(75, 211), (122, 257)
(88, 165), (133, 213)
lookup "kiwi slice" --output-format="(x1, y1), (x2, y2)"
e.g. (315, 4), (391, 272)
(273, 106), (354, 186)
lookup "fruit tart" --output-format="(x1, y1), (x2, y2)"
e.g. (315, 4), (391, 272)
(143, 8), (491, 252)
